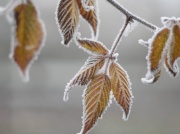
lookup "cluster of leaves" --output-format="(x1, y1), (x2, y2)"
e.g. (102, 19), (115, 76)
(140, 17), (180, 83)
(56, 0), (133, 133)
(1, 0), (180, 134)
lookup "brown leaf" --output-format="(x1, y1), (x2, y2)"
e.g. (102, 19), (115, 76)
(77, 0), (98, 37)
(56, 0), (79, 45)
(12, 0), (44, 81)
(109, 62), (133, 119)
(81, 74), (111, 134)
(164, 55), (178, 77)
(168, 25), (180, 73)
(148, 28), (170, 72)
(77, 38), (108, 55)
(64, 56), (105, 101)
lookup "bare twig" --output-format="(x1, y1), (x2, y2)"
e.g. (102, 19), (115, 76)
(110, 17), (130, 55)
(107, 0), (158, 31)
(104, 17), (130, 74)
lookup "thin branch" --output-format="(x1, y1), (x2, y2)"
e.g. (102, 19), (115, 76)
(109, 17), (130, 56)
(107, 0), (158, 31)
(104, 17), (130, 75)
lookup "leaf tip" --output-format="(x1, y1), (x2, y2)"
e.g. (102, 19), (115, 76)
(20, 68), (30, 82)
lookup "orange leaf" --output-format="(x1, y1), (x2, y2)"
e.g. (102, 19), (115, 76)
(77, 38), (108, 55)
(64, 56), (105, 101)
(12, 0), (44, 81)
(77, 0), (98, 37)
(80, 74), (111, 134)
(148, 28), (170, 72)
(168, 25), (180, 73)
(109, 62), (133, 120)
(56, 0), (79, 45)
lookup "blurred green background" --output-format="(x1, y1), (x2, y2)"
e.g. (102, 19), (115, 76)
(0, 0), (180, 134)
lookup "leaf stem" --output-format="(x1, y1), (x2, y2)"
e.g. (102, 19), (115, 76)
(104, 17), (129, 75)
(109, 17), (129, 56)
(106, 0), (158, 31)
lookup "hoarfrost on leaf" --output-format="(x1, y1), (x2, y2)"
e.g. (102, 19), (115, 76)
(142, 17), (180, 83)
(9, 0), (46, 82)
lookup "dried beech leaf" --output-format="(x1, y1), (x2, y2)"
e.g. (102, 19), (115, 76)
(77, 0), (98, 37)
(12, 0), (44, 81)
(56, 0), (79, 45)
(152, 70), (161, 83)
(164, 55), (178, 77)
(64, 56), (105, 101)
(168, 25), (180, 72)
(77, 38), (108, 55)
(109, 62), (133, 120)
(148, 28), (170, 72)
(80, 74), (111, 134)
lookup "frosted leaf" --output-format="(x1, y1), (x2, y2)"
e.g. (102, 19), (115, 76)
(141, 70), (161, 84)
(78, 0), (99, 38)
(81, 0), (94, 11)
(80, 74), (111, 134)
(64, 56), (105, 101)
(9, 0), (46, 82)
(109, 62), (133, 120)
(76, 36), (109, 56)
(56, 0), (79, 46)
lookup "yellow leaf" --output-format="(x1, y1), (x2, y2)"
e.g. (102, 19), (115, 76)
(148, 28), (170, 71)
(77, 0), (98, 37)
(64, 56), (105, 101)
(77, 38), (108, 55)
(109, 62), (133, 120)
(12, 0), (44, 81)
(81, 74), (111, 134)
(168, 25), (180, 72)
(56, 0), (79, 45)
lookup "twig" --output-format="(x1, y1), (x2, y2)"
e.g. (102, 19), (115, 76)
(104, 17), (130, 74)
(110, 17), (130, 55)
(107, 0), (158, 31)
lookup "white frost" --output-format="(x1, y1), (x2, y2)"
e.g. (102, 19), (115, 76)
(138, 39), (149, 48)
(124, 20), (138, 37)
(8, 0), (46, 82)
(0, 7), (5, 15)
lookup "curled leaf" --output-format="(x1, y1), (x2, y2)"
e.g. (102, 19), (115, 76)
(80, 74), (111, 134)
(78, 0), (98, 37)
(64, 56), (105, 101)
(77, 38), (108, 55)
(167, 25), (180, 74)
(142, 28), (170, 83)
(11, 0), (45, 81)
(164, 55), (178, 77)
(148, 28), (170, 72)
(109, 62), (133, 120)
